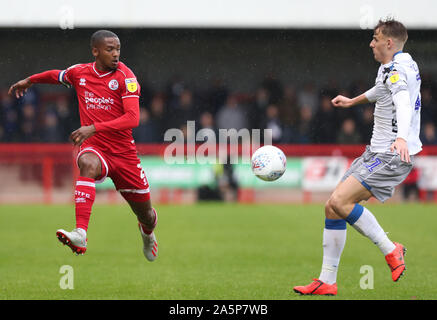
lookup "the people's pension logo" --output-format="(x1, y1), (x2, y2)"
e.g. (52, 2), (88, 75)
(84, 91), (114, 111)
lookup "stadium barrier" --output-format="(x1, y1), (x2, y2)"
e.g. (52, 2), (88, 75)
(0, 143), (436, 204)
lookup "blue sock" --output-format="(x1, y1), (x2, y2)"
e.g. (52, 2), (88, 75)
(319, 218), (347, 285)
(325, 218), (347, 230)
(344, 204), (395, 255)
(345, 203), (363, 226)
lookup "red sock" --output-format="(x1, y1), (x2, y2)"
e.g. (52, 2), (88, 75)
(140, 208), (157, 235)
(75, 177), (96, 232)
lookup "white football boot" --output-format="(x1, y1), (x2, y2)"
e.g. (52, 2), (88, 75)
(56, 228), (87, 255)
(138, 224), (158, 262)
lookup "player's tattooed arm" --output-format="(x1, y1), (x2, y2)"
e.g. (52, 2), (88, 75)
(8, 77), (33, 99)
(331, 93), (370, 108)
(70, 125), (96, 146)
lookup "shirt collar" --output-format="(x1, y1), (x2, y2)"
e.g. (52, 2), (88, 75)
(393, 50), (403, 59)
(381, 51), (404, 68)
(92, 62), (115, 77)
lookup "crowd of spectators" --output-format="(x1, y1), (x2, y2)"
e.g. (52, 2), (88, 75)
(1, 73), (436, 145)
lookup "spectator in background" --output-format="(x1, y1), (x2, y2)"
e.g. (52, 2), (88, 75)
(216, 94), (248, 131)
(420, 72), (437, 96)
(195, 111), (217, 147)
(1, 88), (20, 141)
(20, 103), (38, 142)
(420, 122), (437, 145)
(358, 105), (374, 143)
(170, 89), (197, 129)
(293, 105), (314, 144)
(198, 111), (217, 137)
(149, 94), (168, 142)
(20, 86), (40, 107)
(278, 84), (300, 143)
(204, 78), (228, 115)
(420, 87), (436, 127)
(248, 87), (270, 129)
(4, 109), (20, 141)
(320, 78), (339, 98)
(166, 75), (186, 110)
(278, 84), (300, 128)
(261, 104), (283, 143)
(261, 73), (283, 104)
(179, 122), (188, 141)
(298, 82), (318, 114)
(133, 107), (159, 143)
(53, 95), (76, 142)
(335, 89), (356, 123)
(311, 94), (339, 143)
(336, 118), (361, 144)
(348, 79), (369, 99)
(40, 110), (63, 142)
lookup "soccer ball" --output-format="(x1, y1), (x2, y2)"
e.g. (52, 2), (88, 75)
(251, 145), (286, 181)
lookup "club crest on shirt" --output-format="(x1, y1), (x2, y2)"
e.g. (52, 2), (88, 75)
(108, 79), (119, 90)
(125, 78), (138, 93)
(389, 72), (400, 84)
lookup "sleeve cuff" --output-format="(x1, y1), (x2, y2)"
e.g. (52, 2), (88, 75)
(93, 123), (102, 132)
(364, 87), (377, 103)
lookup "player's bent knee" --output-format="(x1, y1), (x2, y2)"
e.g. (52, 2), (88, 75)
(324, 199), (339, 219)
(78, 154), (101, 179)
(326, 194), (347, 218)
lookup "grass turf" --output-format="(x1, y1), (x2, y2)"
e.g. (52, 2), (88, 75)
(0, 202), (436, 300)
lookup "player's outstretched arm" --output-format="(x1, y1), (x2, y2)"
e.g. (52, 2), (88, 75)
(331, 93), (370, 108)
(9, 70), (64, 99)
(8, 78), (32, 99)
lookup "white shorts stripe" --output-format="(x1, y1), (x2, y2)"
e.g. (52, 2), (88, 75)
(76, 147), (109, 184)
(118, 188), (150, 194)
(76, 181), (96, 188)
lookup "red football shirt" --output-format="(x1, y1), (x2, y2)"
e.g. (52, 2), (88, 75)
(59, 61), (141, 154)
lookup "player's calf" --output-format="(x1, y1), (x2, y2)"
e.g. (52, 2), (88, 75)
(138, 207), (158, 262)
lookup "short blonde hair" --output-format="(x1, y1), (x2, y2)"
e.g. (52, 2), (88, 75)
(374, 18), (408, 44)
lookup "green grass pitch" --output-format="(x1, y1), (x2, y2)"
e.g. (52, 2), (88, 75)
(0, 202), (436, 300)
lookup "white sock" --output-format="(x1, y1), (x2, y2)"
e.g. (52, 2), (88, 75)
(319, 220), (347, 285)
(346, 204), (396, 256)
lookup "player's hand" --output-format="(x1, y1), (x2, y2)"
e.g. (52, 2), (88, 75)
(8, 78), (33, 99)
(331, 95), (353, 108)
(390, 137), (410, 163)
(70, 125), (96, 146)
